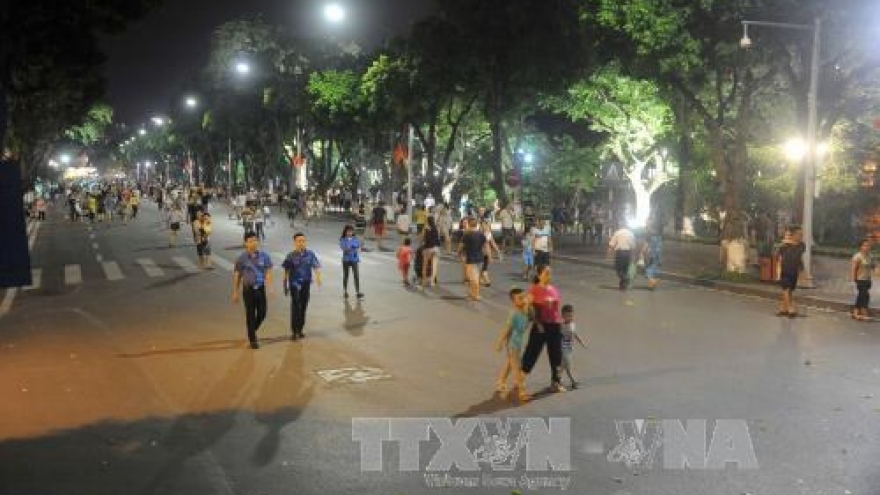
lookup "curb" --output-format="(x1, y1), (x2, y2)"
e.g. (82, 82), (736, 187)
(552, 253), (855, 315)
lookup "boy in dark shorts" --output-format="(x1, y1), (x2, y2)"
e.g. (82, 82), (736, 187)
(776, 226), (805, 317)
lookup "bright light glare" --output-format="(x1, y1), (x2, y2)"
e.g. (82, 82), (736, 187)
(784, 138), (807, 162)
(139, 129), (147, 136)
(523, 153), (534, 164)
(235, 62), (251, 75)
(185, 97), (198, 108)
(60, 154), (71, 165)
(152, 117), (165, 126)
(817, 141), (830, 157)
(145, 161), (152, 168)
(324, 3), (345, 23)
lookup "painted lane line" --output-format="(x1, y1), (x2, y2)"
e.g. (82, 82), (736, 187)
(101, 261), (125, 281)
(64, 265), (83, 286)
(137, 258), (165, 278)
(172, 256), (200, 274)
(24, 269), (42, 291)
(211, 256), (234, 271)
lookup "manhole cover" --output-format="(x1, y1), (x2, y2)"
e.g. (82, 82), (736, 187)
(315, 366), (392, 385)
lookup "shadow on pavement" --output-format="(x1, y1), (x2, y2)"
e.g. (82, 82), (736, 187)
(143, 273), (199, 290)
(0, 347), (317, 495)
(452, 387), (560, 418)
(117, 339), (246, 358)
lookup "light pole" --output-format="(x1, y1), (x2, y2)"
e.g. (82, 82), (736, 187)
(741, 17), (821, 287)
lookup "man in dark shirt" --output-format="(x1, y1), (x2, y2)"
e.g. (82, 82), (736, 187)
(458, 217), (486, 301)
(282, 233), (322, 340)
(776, 226), (805, 317)
(232, 232), (274, 349)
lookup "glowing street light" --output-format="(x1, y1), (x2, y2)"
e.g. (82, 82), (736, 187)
(138, 128), (147, 136)
(235, 61), (251, 75)
(324, 3), (345, 24)
(784, 137), (807, 162)
(59, 154), (71, 165)
(185, 96), (198, 108)
(151, 116), (166, 126)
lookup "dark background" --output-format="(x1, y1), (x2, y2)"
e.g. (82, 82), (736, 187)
(100, 0), (436, 125)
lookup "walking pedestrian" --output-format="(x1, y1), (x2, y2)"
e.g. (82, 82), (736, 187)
(608, 225), (636, 290)
(458, 217), (486, 301)
(371, 201), (388, 250)
(494, 287), (532, 402)
(231, 232), (274, 349)
(339, 225), (364, 299)
(396, 238), (413, 286)
(851, 239), (875, 321)
(775, 226), (805, 317)
(560, 304), (587, 389)
(498, 204), (515, 254)
(533, 218), (552, 267)
(480, 220), (502, 287)
(640, 229), (663, 289)
(419, 216), (441, 287)
(522, 225), (535, 281)
(282, 233), (322, 340)
(194, 211), (213, 269)
(168, 204), (185, 247)
(521, 265), (566, 394)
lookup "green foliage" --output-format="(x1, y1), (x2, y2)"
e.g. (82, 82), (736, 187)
(65, 104), (114, 145)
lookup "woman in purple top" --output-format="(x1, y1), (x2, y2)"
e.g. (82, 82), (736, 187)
(339, 224), (364, 299)
(521, 264), (566, 394)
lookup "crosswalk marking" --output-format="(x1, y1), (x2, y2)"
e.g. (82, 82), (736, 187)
(24, 269), (42, 291)
(172, 256), (200, 274)
(212, 256), (234, 271)
(64, 265), (82, 285)
(137, 258), (165, 277)
(102, 261), (124, 281)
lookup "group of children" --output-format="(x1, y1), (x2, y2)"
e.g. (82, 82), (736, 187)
(495, 288), (586, 401)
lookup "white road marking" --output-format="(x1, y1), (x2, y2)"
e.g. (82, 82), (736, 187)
(91, 242), (99, 250)
(24, 269), (42, 291)
(65, 265), (83, 285)
(211, 256), (234, 271)
(137, 258), (165, 277)
(101, 261), (124, 281)
(96, 254), (103, 262)
(172, 256), (200, 274)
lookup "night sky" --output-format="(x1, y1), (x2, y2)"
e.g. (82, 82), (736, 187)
(100, 0), (436, 125)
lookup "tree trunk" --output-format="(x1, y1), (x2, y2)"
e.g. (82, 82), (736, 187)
(488, 114), (507, 205)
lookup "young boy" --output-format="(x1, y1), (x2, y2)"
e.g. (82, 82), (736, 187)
(495, 287), (532, 402)
(522, 226), (535, 281)
(560, 304), (587, 389)
(396, 238), (413, 286)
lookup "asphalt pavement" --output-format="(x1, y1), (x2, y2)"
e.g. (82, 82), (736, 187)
(1, 201), (879, 495)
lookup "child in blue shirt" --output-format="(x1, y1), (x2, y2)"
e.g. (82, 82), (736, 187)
(495, 287), (533, 402)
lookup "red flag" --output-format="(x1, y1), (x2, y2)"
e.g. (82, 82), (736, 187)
(393, 143), (408, 166)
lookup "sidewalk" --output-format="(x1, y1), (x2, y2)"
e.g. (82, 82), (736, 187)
(552, 234), (875, 315)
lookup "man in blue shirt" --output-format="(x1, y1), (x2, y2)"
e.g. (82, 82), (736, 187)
(283, 232), (322, 340)
(232, 231), (274, 349)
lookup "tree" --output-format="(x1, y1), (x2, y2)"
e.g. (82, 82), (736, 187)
(2, 0), (160, 183)
(436, 0), (590, 203)
(545, 66), (675, 228)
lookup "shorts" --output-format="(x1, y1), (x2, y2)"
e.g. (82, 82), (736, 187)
(398, 262), (410, 273)
(780, 271), (798, 291)
(535, 250), (551, 266)
(523, 251), (534, 266)
(373, 223), (385, 237)
(197, 241), (211, 256)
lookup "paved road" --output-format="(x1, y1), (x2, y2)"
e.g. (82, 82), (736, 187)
(1, 202), (878, 495)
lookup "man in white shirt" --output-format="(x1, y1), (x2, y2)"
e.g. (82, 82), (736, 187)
(608, 226), (636, 290)
(533, 218), (553, 266)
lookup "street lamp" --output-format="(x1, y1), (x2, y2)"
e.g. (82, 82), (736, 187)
(59, 154), (71, 165)
(138, 128), (147, 136)
(742, 17), (821, 287)
(235, 61), (251, 75)
(185, 96), (198, 109)
(151, 116), (165, 126)
(324, 3), (345, 24)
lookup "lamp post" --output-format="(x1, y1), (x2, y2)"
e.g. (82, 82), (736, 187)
(741, 17), (821, 287)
